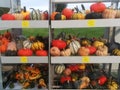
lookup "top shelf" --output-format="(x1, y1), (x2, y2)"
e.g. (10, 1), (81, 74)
(51, 0), (118, 3)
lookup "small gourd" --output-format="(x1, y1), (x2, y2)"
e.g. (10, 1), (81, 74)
(30, 8), (41, 20)
(69, 40), (81, 55)
(23, 40), (32, 49)
(54, 64), (65, 74)
(60, 48), (71, 56)
(96, 45), (108, 56)
(31, 41), (44, 51)
(50, 47), (60, 56)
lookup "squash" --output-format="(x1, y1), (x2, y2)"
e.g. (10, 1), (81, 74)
(96, 45), (108, 56)
(50, 46), (60, 56)
(23, 40), (32, 49)
(71, 13), (85, 20)
(78, 64), (86, 70)
(31, 41), (44, 51)
(17, 48), (33, 56)
(63, 68), (71, 76)
(62, 8), (74, 19)
(35, 50), (48, 56)
(90, 2), (106, 13)
(115, 10), (120, 18)
(21, 6), (30, 19)
(60, 48), (71, 56)
(85, 12), (102, 19)
(69, 40), (81, 55)
(5, 50), (17, 56)
(54, 13), (66, 20)
(78, 47), (90, 56)
(112, 49), (120, 56)
(93, 40), (104, 48)
(1, 14), (15, 20)
(52, 39), (67, 50)
(7, 41), (17, 51)
(102, 8), (117, 18)
(80, 38), (91, 46)
(54, 64), (65, 74)
(86, 46), (96, 55)
(30, 8), (42, 20)
(12, 13), (24, 20)
(51, 12), (59, 20)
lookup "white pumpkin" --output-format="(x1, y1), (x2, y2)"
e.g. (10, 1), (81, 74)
(69, 40), (81, 55)
(54, 64), (65, 74)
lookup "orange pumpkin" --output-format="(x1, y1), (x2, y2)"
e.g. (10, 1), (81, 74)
(0, 44), (7, 53)
(62, 8), (74, 19)
(78, 47), (90, 56)
(51, 12), (59, 20)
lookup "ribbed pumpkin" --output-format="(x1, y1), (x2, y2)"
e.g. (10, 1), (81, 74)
(78, 47), (90, 56)
(17, 48), (33, 56)
(115, 10), (120, 18)
(90, 2), (106, 13)
(60, 48), (71, 56)
(50, 46), (60, 56)
(30, 8), (41, 20)
(31, 41), (44, 51)
(54, 64), (65, 74)
(71, 13), (85, 20)
(62, 8), (74, 19)
(69, 40), (81, 55)
(1, 14), (15, 20)
(102, 8), (117, 18)
(23, 40), (32, 49)
(12, 13), (24, 20)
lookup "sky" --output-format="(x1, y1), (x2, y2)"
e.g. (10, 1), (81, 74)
(21, 0), (119, 11)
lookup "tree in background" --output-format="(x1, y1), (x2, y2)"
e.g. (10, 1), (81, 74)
(55, 4), (67, 12)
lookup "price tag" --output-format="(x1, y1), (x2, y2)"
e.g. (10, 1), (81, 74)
(87, 20), (96, 27)
(22, 21), (29, 28)
(82, 56), (90, 63)
(21, 56), (28, 63)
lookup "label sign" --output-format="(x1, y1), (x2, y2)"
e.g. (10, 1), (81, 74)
(22, 21), (29, 28)
(82, 56), (90, 63)
(21, 56), (28, 63)
(87, 20), (96, 27)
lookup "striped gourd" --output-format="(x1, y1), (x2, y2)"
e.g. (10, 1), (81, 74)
(31, 41), (44, 51)
(54, 64), (65, 75)
(23, 40), (32, 49)
(69, 40), (81, 55)
(30, 8), (42, 20)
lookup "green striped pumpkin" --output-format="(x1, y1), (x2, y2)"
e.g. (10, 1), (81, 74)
(54, 64), (65, 75)
(23, 40), (32, 49)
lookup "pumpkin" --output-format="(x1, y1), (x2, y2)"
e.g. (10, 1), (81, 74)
(1, 14), (15, 20)
(17, 48), (33, 56)
(62, 8), (74, 19)
(93, 41), (104, 48)
(51, 12), (59, 20)
(86, 46), (96, 55)
(90, 2), (106, 13)
(60, 48), (71, 56)
(5, 50), (17, 56)
(102, 8), (117, 18)
(95, 45), (108, 56)
(63, 68), (71, 76)
(30, 8), (41, 20)
(0, 44), (7, 53)
(35, 50), (48, 56)
(12, 13), (24, 20)
(7, 41), (17, 51)
(68, 64), (79, 72)
(69, 40), (81, 55)
(23, 40), (32, 49)
(54, 64), (65, 74)
(43, 10), (49, 20)
(50, 46), (60, 56)
(21, 6), (30, 19)
(78, 64), (86, 70)
(98, 75), (107, 85)
(54, 13), (66, 20)
(60, 76), (72, 84)
(107, 79), (119, 90)
(80, 38), (91, 46)
(78, 47), (90, 56)
(85, 12), (103, 19)
(52, 39), (67, 50)
(31, 41), (44, 51)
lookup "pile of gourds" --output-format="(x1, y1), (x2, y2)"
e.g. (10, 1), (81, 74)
(50, 34), (109, 56)
(0, 30), (48, 56)
(1, 6), (48, 20)
(51, 2), (120, 20)
(53, 64), (119, 89)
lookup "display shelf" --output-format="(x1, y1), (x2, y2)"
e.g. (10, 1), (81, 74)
(51, 0), (117, 3)
(0, 20), (48, 28)
(51, 56), (120, 64)
(51, 19), (120, 28)
(1, 56), (48, 64)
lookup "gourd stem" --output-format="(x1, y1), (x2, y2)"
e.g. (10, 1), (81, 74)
(23, 6), (26, 12)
